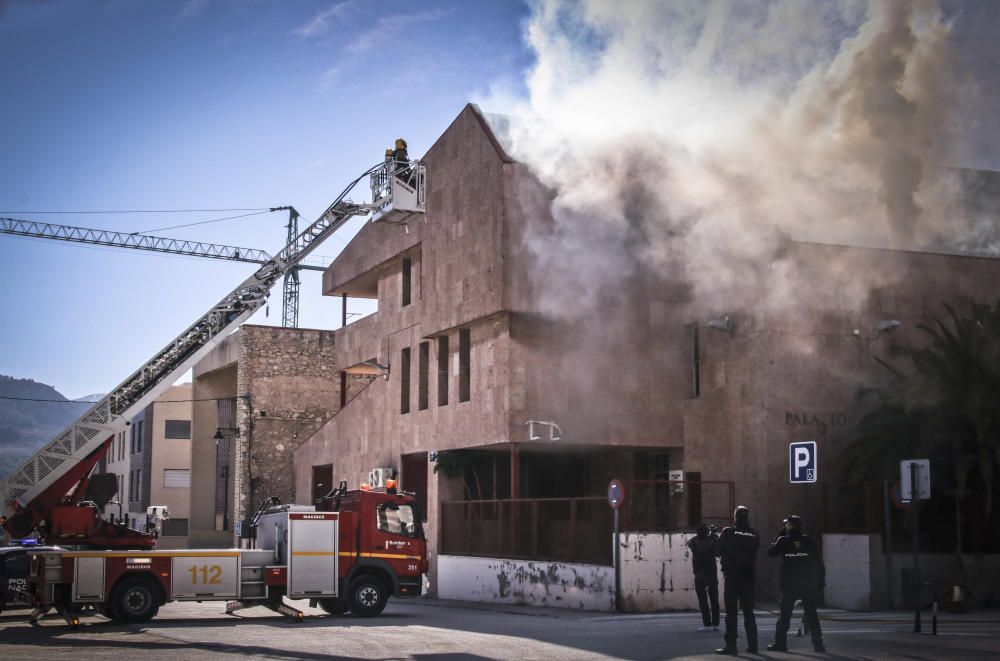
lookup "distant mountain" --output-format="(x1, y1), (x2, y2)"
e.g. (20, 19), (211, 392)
(74, 393), (106, 403)
(0, 376), (93, 479)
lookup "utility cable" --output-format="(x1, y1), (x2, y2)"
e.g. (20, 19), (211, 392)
(0, 208), (270, 214)
(135, 210), (272, 234)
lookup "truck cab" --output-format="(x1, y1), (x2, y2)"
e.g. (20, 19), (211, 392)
(312, 487), (428, 615)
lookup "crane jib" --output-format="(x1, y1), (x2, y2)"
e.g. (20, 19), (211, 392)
(0, 159), (421, 533)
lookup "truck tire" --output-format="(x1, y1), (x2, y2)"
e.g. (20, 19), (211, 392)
(109, 576), (161, 623)
(317, 597), (347, 615)
(347, 575), (388, 618)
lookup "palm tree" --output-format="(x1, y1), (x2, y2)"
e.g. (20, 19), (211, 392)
(842, 300), (1000, 554)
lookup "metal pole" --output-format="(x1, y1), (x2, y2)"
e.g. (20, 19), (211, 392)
(883, 480), (894, 610)
(911, 461), (921, 633)
(614, 507), (622, 612)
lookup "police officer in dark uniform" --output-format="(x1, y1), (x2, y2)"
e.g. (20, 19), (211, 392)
(767, 514), (826, 653)
(714, 505), (760, 655)
(687, 523), (720, 630)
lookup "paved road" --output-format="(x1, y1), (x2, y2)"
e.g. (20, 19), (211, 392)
(1, 599), (998, 660)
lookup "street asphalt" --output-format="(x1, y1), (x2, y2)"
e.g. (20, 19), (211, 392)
(1, 598), (998, 660)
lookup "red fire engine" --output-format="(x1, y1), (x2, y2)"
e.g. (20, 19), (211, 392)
(25, 483), (427, 624)
(0, 159), (428, 626)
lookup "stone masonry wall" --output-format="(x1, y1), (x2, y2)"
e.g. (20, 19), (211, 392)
(231, 325), (373, 529)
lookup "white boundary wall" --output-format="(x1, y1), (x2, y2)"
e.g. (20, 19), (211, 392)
(437, 555), (615, 611)
(619, 532), (700, 611)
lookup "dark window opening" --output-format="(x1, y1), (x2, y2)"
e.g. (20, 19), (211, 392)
(459, 328), (471, 402)
(165, 419), (191, 439)
(418, 341), (429, 410)
(520, 453), (590, 499)
(401, 452), (429, 521)
(161, 518), (189, 537)
(686, 322), (700, 398)
(437, 335), (449, 406)
(312, 464), (333, 503)
(400, 347), (411, 414)
(402, 257), (412, 307)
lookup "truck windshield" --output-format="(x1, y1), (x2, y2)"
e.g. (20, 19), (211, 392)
(376, 503), (420, 538)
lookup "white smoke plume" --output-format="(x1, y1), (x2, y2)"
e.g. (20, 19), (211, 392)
(488, 0), (990, 319)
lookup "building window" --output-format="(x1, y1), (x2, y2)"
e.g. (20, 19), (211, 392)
(136, 420), (144, 454)
(161, 518), (189, 537)
(136, 468), (142, 503)
(164, 469), (191, 488)
(418, 341), (429, 410)
(118, 474), (123, 502)
(130, 426), (135, 455)
(459, 328), (471, 403)
(400, 347), (411, 414)
(129, 471), (135, 502)
(437, 335), (449, 406)
(165, 419), (191, 439)
(402, 257), (412, 307)
(686, 323), (700, 398)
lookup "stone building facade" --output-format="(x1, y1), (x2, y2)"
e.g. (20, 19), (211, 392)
(291, 104), (1000, 602)
(190, 325), (372, 547)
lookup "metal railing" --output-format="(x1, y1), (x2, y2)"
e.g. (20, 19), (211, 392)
(440, 497), (612, 566)
(621, 480), (735, 532)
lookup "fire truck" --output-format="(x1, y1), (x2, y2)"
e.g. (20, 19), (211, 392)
(25, 484), (427, 624)
(0, 157), (427, 626)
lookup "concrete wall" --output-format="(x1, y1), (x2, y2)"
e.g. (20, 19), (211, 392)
(618, 532), (700, 612)
(824, 533), (1000, 610)
(437, 555), (614, 611)
(191, 341), (237, 548)
(823, 534), (876, 610)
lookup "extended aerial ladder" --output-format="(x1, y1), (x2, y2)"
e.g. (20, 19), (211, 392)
(0, 157), (425, 547)
(0, 211), (327, 328)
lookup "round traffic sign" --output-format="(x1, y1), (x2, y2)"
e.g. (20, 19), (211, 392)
(607, 479), (625, 509)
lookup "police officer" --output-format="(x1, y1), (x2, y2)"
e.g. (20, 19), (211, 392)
(714, 505), (760, 655)
(767, 514), (826, 653)
(687, 523), (720, 631)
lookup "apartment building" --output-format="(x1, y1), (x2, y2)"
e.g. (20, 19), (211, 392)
(101, 383), (192, 548)
(291, 104), (1000, 603)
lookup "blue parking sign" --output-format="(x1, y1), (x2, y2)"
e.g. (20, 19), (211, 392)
(789, 441), (817, 483)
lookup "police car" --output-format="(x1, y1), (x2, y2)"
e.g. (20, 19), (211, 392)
(1, 541), (62, 614)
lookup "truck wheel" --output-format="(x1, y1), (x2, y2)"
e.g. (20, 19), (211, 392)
(347, 575), (388, 618)
(110, 576), (161, 623)
(317, 597), (347, 615)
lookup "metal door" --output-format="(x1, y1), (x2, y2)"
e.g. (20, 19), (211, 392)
(171, 553), (239, 598)
(73, 557), (105, 601)
(287, 512), (338, 598)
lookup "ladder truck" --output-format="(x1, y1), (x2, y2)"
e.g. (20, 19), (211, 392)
(0, 158), (427, 625)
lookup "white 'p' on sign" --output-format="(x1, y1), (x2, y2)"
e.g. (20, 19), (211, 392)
(789, 441), (817, 483)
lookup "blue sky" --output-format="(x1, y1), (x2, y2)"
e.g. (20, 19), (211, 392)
(0, 0), (533, 398)
(1, 0), (998, 400)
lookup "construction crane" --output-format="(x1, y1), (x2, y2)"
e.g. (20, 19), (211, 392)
(0, 209), (326, 328)
(0, 157), (426, 546)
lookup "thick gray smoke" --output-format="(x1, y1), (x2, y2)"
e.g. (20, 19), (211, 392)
(486, 0), (991, 320)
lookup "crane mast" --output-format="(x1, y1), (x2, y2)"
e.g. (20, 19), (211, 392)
(0, 158), (426, 544)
